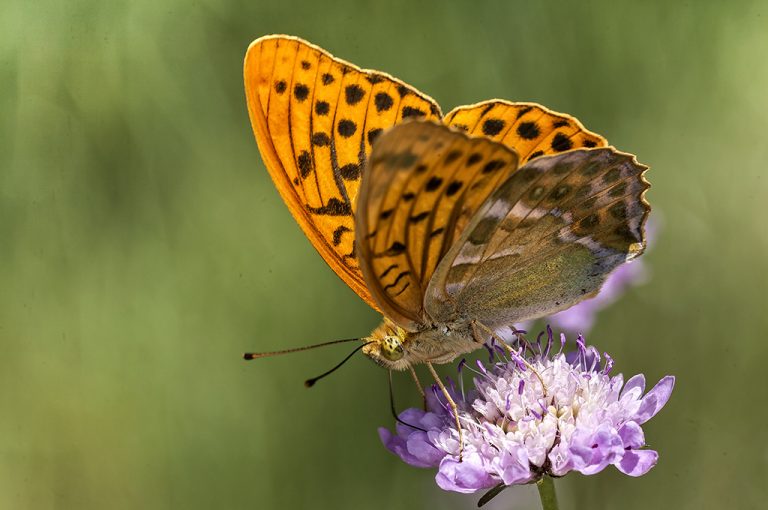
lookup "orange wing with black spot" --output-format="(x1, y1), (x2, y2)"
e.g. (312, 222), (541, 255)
(244, 35), (441, 309)
(442, 101), (608, 237)
(445, 101), (607, 162)
(356, 120), (520, 330)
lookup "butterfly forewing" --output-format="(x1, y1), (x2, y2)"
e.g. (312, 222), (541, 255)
(425, 147), (650, 329)
(445, 101), (607, 163)
(356, 121), (520, 330)
(244, 35), (441, 310)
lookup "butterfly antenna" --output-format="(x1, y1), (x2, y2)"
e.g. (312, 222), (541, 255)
(243, 338), (361, 360)
(303, 341), (373, 388)
(389, 370), (427, 432)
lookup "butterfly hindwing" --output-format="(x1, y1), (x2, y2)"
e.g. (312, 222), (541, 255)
(356, 121), (520, 330)
(425, 147), (650, 329)
(244, 35), (441, 310)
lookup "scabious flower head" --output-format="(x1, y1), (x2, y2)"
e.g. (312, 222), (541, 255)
(379, 331), (674, 494)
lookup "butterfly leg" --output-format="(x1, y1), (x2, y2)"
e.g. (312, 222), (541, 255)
(408, 366), (427, 410)
(472, 320), (548, 396)
(426, 362), (464, 461)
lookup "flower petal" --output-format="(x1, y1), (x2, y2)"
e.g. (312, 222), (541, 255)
(497, 448), (533, 485)
(379, 427), (442, 468)
(622, 374), (646, 399)
(634, 376), (675, 424)
(617, 449), (658, 476)
(547, 443), (573, 477)
(569, 426), (624, 475)
(406, 435), (445, 467)
(436, 454), (496, 493)
(618, 422), (645, 449)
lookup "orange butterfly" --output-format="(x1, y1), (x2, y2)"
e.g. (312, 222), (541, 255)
(243, 35), (649, 444)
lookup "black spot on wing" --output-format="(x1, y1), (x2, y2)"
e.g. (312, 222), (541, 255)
(425, 176), (443, 191)
(515, 106), (533, 119)
(482, 160), (506, 174)
(551, 132), (573, 152)
(402, 106), (426, 118)
(337, 119), (357, 138)
(311, 132), (330, 146)
(340, 163), (361, 180)
(315, 100), (330, 116)
(466, 153), (483, 166)
(517, 122), (540, 140)
(446, 180), (463, 196)
(298, 151), (312, 178)
(383, 241), (406, 256)
(444, 150), (463, 164)
(345, 84), (366, 105)
(482, 119), (506, 136)
(294, 83), (309, 102)
(308, 198), (351, 216)
(374, 92), (393, 112)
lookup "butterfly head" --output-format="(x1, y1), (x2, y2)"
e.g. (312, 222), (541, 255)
(362, 320), (413, 370)
(380, 335), (405, 361)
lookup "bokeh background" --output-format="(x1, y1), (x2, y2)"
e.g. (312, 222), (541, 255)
(2, 1), (767, 509)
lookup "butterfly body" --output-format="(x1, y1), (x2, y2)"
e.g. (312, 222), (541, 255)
(244, 35), (650, 373)
(363, 319), (479, 370)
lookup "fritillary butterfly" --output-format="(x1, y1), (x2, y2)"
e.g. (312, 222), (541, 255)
(243, 34), (649, 381)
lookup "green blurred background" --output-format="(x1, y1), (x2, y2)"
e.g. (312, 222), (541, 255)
(2, 0), (767, 508)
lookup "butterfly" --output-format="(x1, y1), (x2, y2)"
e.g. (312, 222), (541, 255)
(243, 34), (649, 411)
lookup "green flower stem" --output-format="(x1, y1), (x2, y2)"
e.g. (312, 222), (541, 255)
(536, 476), (559, 510)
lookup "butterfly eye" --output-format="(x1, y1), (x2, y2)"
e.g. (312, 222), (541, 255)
(381, 336), (405, 361)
